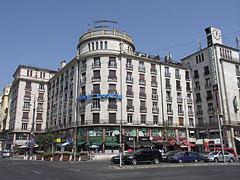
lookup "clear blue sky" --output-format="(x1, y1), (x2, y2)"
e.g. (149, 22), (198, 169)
(0, 0), (239, 91)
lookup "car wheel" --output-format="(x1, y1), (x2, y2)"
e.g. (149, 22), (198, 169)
(194, 159), (198, 163)
(153, 158), (160, 164)
(132, 159), (137, 165)
(229, 158), (234, 163)
(214, 158), (218, 163)
(178, 159), (183, 163)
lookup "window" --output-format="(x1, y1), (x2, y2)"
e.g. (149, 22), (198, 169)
(176, 80), (181, 90)
(168, 117), (173, 125)
(109, 84), (116, 94)
(93, 113), (100, 124)
(196, 93), (201, 102)
(81, 114), (85, 125)
(36, 124), (41, 131)
(185, 71), (190, 80)
(141, 115), (146, 124)
(201, 53), (204, 62)
(166, 91), (171, 100)
(109, 113), (116, 124)
(189, 118), (194, 126)
(167, 104), (172, 112)
(194, 70), (199, 79)
(22, 123), (28, 130)
(104, 41), (108, 49)
(179, 117), (184, 126)
(208, 103), (214, 111)
(153, 116), (158, 125)
(25, 82), (31, 89)
(92, 42), (94, 50)
(127, 114), (133, 124)
(25, 91), (31, 98)
(36, 113), (42, 120)
(195, 81), (200, 90)
(186, 82), (191, 91)
(196, 55), (198, 64)
(88, 43), (90, 51)
(39, 83), (44, 90)
(100, 41), (103, 49)
(93, 70), (100, 79)
(23, 102), (30, 108)
(30, 70), (32, 77)
(238, 77), (240, 87)
(27, 70), (29, 76)
(93, 84), (100, 94)
(175, 69), (180, 77)
(178, 105), (183, 114)
(166, 79), (171, 88)
(93, 57), (101, 66)
(96, 42), (99, 50)
(126, 72), (132, 81)
(109, 70), (116, 80)
(165, 67), (170, 76)
(151, 63), (156, 72)
(109, 57), (116, 66)
(204, 66), (210, 75)
(23, 112), (29, 119)
(127, 99), (133, 109)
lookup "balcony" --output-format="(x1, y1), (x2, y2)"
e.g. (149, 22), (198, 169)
(194, 74), (199, 79)
(140, 106), (147, 112)
(108, 61), (117, 68)
(22, 106), (30, 111)
(126, 64), (133, 70)
(185, 75), (190, 81)
(205, 83), (211, 89)
(138, 66), (145, 72)
(175, 74), (181, 79)
(92, 62), (101, 69)
(139, 92), (146, 99)
(188, 111), (194, 116)
(81, 65), (87, 72)
(37, 107), (43, 112)
(197, 110), (203, 115)
(178, 111), (184, 115)
(81, 77), (87, 84)
(166, 84), (171, 89)
(208, 109), (215, 114)
(92, 76), (101, 82)
(108, 76), (117, 82)
(152, 107), (159, 113)
(126, 91), (134, 97)
(194, 86), (201, 91)
(196, 98), (202, 103)
(151, 69), (157, 74)
(139, 79), (146, 85)
(25, 86), (32, 91)
(186, 88), (192, 92)
(126, 77), (133, 84)
(38, 97), (44, 102)
(167, 110), (173, 115)
(152, 94), (158, 100)
(24, 96), (31, 101)
(126, 105), (134, 112)
(236, 70), (240, 76)
(204, 71), (210, 76)
(91, 105), (100, 111)
(108, 90), (117, 94)
(108, 104), (117, 110)
(176, 86), (182, 91)
(91, 90), (101, 94)
(187, 98), (193, 104)
(151, 81), (158, 87)
(177, 97), (183, 103)
(165, 72), (171, 77)
(206, 95), (213, 101)
(166, 96), (172, 102)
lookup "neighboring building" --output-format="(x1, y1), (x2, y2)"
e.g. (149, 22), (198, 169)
(47, 27), (195, 152)
(0, 85), (11, 133)
(6, 65), (56, 150)
(182, 27), (240, 154)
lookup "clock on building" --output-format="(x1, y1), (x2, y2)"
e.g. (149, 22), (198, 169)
(212, 29), (221, 40)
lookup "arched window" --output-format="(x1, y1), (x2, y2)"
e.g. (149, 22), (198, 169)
(88, 43), (90, 51)
(100, 41), (103, 49)
(96, 42), (99, 50)
(92, 42), (94, 50)
(104, 41), (108, 49)
(27, 70), (29, 76)
(30, 70), (32, 77)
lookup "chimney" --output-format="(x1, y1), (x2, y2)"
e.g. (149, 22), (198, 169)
(165, 53), (172, 63)
(61, 60), (66, 69)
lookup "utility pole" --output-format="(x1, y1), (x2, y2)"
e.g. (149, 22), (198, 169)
(29, 98), (36, 159)
(119, 40), (123, 168)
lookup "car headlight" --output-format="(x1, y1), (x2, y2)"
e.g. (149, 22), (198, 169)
(127, 156), (134, 159)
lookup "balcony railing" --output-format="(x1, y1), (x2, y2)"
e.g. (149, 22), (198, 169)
(152, 94), (158, 100)
(139, 92), (146, 98)
(206, 95), (213, 100)
(166, 96), (172, 102)
(177, 97), (183, 103)
(138, 66), (145, 72)
(38, 97), (44, 102)
(126, 91), (134, 97)
(196, 110), (203, 115)
(126, 105), (134, 111)
(176, 86), (182, 91)
(92, 76), (101, 82)
(126, 64), (133, 70)
(187, 98), (193, 104)
(151, 69), (157, 74)
(108, 61), (117, 67)
(126, 77), (133, 83)
(22, 106), (30, 111)
(24, 96), (31, 101)
(91, 105), (100, 111)
(165, 72), (171, 77)
(91, 90), (101, 94)
(166, 84), (171, 89)
(108, 104), (117, 110)
(151, 81), (158, 87)
(81, 65), (87, 71)
(175, 74), (181, 79)
(167, 110), (173, 115)
(205, 83), (211, 89)
(140, 106), (147, 112)
(139, 79), (146, 85)
(108, 76), (117, 82)
(108, 90), (117, 94)
(92, 62), (101, 68)
(152, 107), (159, 113)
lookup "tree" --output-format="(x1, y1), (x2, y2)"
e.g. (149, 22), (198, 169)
(35, 131), (54, 152)
(162, 121), (175, 151)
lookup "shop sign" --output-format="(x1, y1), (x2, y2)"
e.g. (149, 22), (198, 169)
(76, 93), (123, 101)
(56, 138), (61, 143)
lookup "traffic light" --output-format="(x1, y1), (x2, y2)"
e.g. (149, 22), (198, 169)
(115, 134), (120, 143)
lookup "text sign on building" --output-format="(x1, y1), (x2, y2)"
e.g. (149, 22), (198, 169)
(208, 46), (218, 85)
(76, 93), (123, 101)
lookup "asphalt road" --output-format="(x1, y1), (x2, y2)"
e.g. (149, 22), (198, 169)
(0, 158), (240, 180)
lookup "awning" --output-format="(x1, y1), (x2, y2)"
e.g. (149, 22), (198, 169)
(77, 142), (86, 146)
(139, 141), (155, 147)
(235, 137), (240, 142)
(181, 141), (195, 147)
(85, 142), (103, 146)
(60, 142), (72, 147)
(195, 139), (203, 145)
(125, 141), (141, 148)
(105, 142), (119, 146)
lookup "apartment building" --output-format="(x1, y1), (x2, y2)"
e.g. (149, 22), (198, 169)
(6, 65), (56, 150)
(182, 27), (240, 153)
(47, 27), (194, 152)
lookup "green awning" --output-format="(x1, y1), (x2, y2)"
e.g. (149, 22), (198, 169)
(105, 142), (119, 146)
(85, 142), (103, 146)
(77, 142), (86, 146)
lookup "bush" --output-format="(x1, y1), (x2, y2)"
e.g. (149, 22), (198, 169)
(80, 151), (88, 155)
(43, 152), (53, 157)
(53, 151), (62, 155)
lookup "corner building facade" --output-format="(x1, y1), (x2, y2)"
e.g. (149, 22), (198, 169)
(48, 29), (195, 152)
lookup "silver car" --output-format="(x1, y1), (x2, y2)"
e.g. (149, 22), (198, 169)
(203, 151), (235, 162)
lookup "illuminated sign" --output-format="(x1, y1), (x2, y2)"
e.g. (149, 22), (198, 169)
(76, 94), (122, 101)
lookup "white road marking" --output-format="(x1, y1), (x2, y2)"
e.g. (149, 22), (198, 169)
(33, 170), (41, 174)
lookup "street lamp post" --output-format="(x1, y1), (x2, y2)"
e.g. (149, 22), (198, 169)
(184, 94), (191, 152)
(29, 98), (36, 159)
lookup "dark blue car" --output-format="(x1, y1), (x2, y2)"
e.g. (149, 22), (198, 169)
(169, 151), (201, 163)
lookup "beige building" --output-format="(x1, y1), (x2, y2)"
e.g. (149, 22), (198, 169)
(6, 65), (56, 149)
(47, 26), (195, 152)
(182, 27), (240, 153)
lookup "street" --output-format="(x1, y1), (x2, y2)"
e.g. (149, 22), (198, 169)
(0, 158), (240, 180)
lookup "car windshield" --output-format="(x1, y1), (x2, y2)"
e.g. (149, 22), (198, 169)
(208, 151), (219, 155)
(175, 152), (185, 156)
(123, 152), (134, 155)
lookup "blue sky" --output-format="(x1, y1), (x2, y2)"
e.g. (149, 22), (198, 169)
(0, 0), (239, 91)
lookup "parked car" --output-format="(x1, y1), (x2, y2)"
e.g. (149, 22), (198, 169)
(2, 150), (10, 158)
(208, 147), (236, 158)
(111, 151), (134, 164)
(203, 151), (235, 162)
(169, 151), (201, 163)
(161, 151), (180, 162)
(123, 148), (162, 165)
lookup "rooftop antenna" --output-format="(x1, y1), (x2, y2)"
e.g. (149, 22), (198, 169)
(198, 38), (202, 50)
(93, 20), (118, 30)
(236, 36), (239, 50)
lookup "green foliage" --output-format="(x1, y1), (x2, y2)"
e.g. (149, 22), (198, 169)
(34, 132), (54, 151)
(43, 152), (53, 157)
(162, 121), (175, 142)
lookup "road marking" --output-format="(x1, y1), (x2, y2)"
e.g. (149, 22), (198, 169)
(69, 169), (81, 172)
(33, 171), (41, 174)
